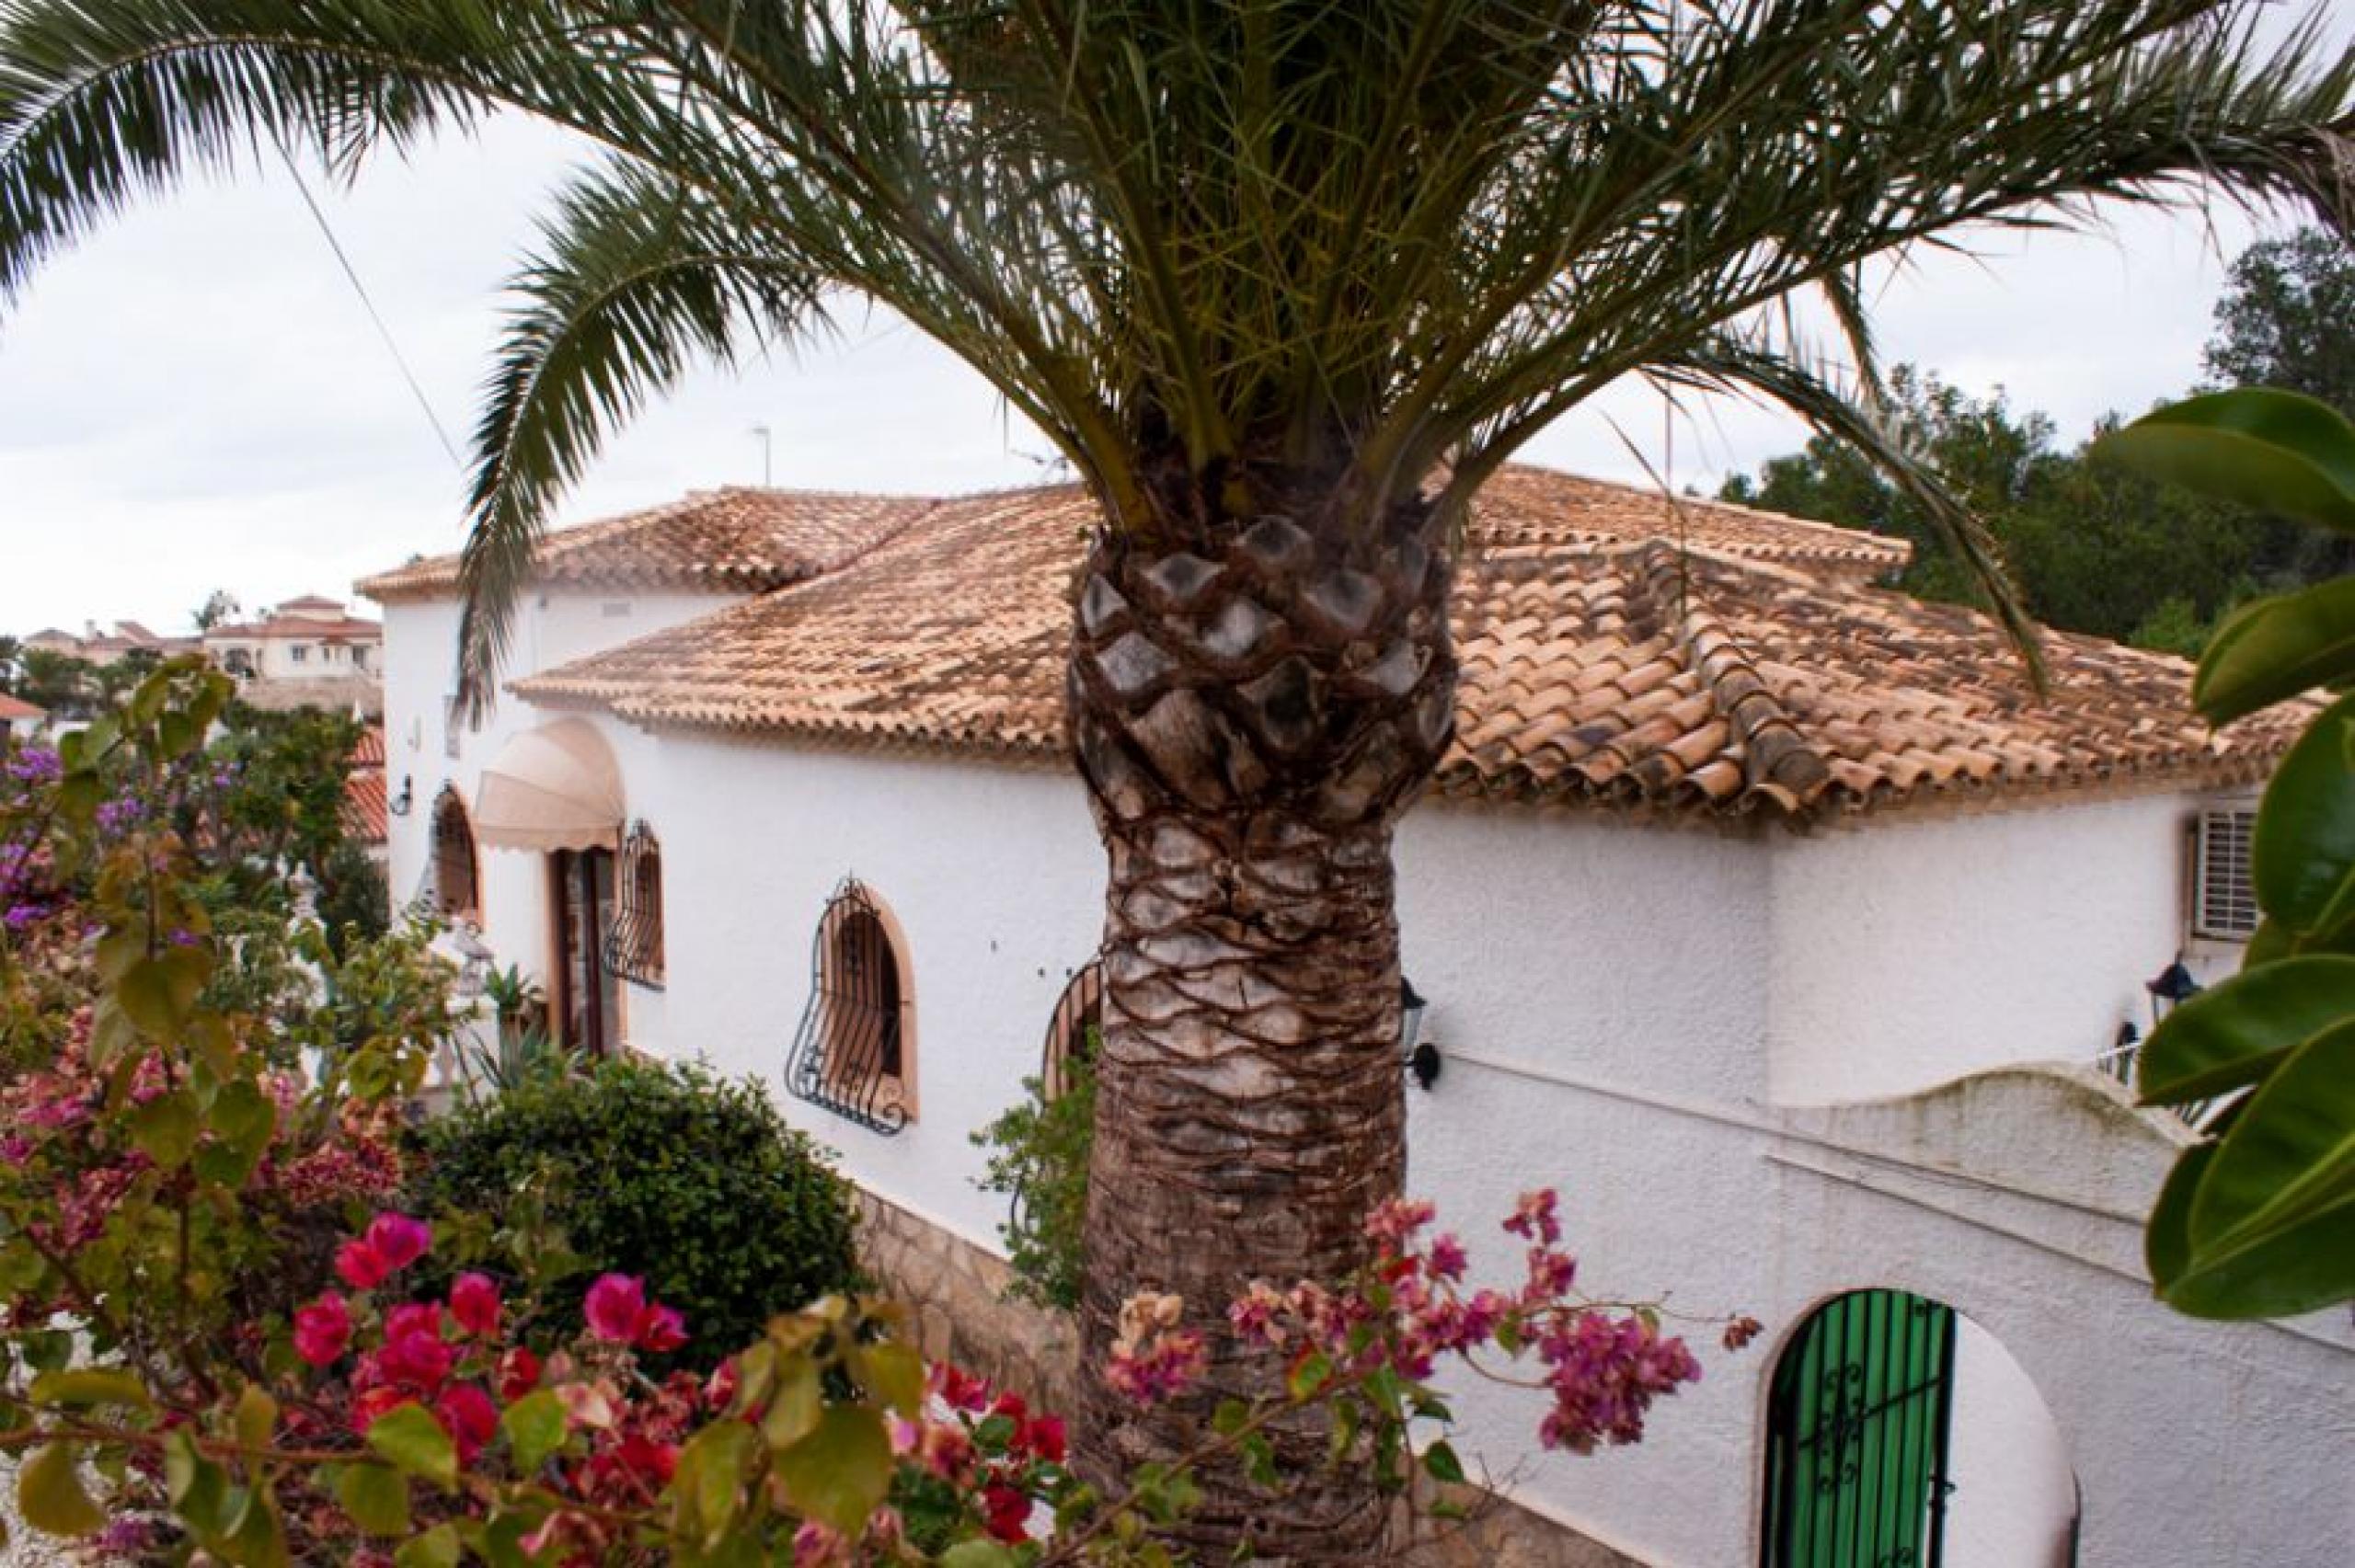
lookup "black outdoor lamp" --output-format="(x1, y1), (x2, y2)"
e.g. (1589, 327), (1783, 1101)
(2145, 958), (2201, 1026)
(388, 774), (414, 818)
(1401, 976), (1441, 1091)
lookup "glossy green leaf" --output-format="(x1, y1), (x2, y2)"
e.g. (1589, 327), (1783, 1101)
(853, 1342), (925, 1417)
(2138, 956), (2355, 1104)
(2144, 1140), (2212, 1296)
(29, 1367), (151, 1410)
(759, 1356), (823, 1451)
(17, 1445), (103, 1537)
(2255, 694), (2355, 937)
(773, 1405), (893, 1538)
(394, 1523), (462, 1568)
(129, 1090), (201, 1169)
(220, 1485), (290, 1568)
(1421, 1440), (1466, 1484)
(234, 1383), (278, 1453)
(939, 1543), (1020, 1568)
(164, 1427), (233, 1537)
(365, 1403), (457, 1491)
(338, 1463), (412, 1537)
(672, 1421), (759, 1546)
(2168, 1022), (2355, 1319)
(2097, 388), (2355, 533)
(499, 1388), (569, 1474)
(2193, 577), (2355, 725)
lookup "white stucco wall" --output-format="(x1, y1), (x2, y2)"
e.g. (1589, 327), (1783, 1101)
(1766, 795), (2236, 1104)
(370, 587), (2347, 1564)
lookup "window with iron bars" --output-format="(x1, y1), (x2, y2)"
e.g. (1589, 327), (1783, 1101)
(784, 879), (912, 1134)
(2190, 807), (2258, 941)
(1041, 959), (1102, 1100)
(602, 821), (665, 989)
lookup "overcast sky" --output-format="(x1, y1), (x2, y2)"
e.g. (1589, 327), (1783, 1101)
(0, 111), (2313, 636)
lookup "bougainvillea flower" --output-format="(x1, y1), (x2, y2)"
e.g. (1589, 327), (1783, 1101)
(333, 1240), (391, 1290)
(292, 1292), (352, 1368)
(582, 1274), (648, 1344)
(436, 1383), (500, 1464)
(982, 1482), (1031, 1543)
(362, 1213), (432, 1271)
(635, 1304), (688, 1354)
(497, 1346), (543, 1403)
(449, 1273), (501, 1338)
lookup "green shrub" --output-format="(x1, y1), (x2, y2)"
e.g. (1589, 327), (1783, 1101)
(410, 1059), (861, 1367)
(972, 1047), (1095, 1311)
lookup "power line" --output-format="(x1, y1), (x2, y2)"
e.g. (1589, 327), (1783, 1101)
(270, 134), (465, 471)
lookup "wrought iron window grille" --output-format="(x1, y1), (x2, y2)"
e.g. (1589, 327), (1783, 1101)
(602, 820), (666, 990)
(1041, 959), (1103, 1101)
(785, 878), (910, 1135)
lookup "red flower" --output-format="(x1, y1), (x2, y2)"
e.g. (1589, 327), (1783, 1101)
(982, 1482), (1031, 1543)
(635, 1304), (688, 1354)
(435, 1383), (499, 1464)
(580, 1273), (688, 1353)
(350, 1386), (408, 1436)
(1021, 1415), (1067, 1465)
(292, 1293), (352, 1368)
(497, 1346), (543, 1403)
(615, 1432), (680, 1486)
(334, 1241), (390, 1290)
(377, 1322), (454, 1394)
(450, 1273), (501, 1338)
(582, 1274), (647, 1344)
(362, 1213), (432, 1271)
(384, 1301), (442, 1345)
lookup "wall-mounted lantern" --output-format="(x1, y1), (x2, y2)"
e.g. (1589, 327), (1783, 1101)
(2145, 957), (2201, 1027)
(1401, 976), (1441, 1092)
(388, 774), (414, 818)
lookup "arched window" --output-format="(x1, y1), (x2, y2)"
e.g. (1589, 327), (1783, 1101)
(603, 821), (665, 988)
(1041, 959), (1102, 1099)
(785, 879), (913, 1133)
(430, 786), (481, 918)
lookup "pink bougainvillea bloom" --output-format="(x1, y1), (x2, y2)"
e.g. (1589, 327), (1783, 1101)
(362, 1213), (431, 1271)
(582, 1274), (648, 1344)
(636, 1304), (688, 1354)
(333, 1240), (390, 1290)
(1023, 1414), (1069, 1464)
(384, 1301), (443, 1345)
(1503, 1188), (1563, 1247)
(982, 1482), (1031, 1543)
(377, 1321), (455, 1393)
(349, 1386), (408, 1436)
(435, 1382), (500, 1464)
(449, 1273), (501, 1338)
(1427, 1232), (1469, 1281)
(497, 1346), (543, 1403)
(292, 1293), (352, 1368)
(791, 1521), (849, 1567)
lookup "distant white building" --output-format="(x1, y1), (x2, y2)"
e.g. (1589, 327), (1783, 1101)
(22, 619), (197, 666)
(362, 471), (2345, 1568)
(201, 595), (382, 681)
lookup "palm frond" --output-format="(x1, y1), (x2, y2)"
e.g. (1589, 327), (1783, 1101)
(455, 159), (833, 717)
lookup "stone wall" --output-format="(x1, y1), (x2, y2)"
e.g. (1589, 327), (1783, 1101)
(855, 1187), (1641, 1566)
(854, 1189), (1080, 1416)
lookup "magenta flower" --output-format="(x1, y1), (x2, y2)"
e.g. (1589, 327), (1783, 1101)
(292, 1293), (352, 1368)
(334, 1240), (391, 1290)
(637, 1304), (688, 1354)
(583, 1273), (649, 1344)
(449, 1273), (501, 1338)
(435, 1382), (500, 1464)
(362, 1213), (432, 1271)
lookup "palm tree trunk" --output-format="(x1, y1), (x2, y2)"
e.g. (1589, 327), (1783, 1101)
(1067, 494), (1456, 1561)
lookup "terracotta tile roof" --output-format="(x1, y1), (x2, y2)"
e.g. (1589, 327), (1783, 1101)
(512, 467), (2293, 826)
(0, 693), (45, 721)
(207, 613), (382, 640)
(343, 727), (387, 843)
(1469, 465), (1912, 579)
(355, 488), (929, 602)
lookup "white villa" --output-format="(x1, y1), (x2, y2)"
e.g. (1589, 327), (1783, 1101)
(360, 471), (2349, 1568)
(201, 594), (383, 681)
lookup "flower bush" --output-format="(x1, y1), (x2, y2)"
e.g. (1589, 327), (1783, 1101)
(1, 667), (1751, 1562)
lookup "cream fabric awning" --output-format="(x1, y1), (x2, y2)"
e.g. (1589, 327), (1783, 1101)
(473, 718), (625, 852)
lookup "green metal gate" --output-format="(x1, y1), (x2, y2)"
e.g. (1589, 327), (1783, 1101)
(1761, 1289), (1959, 1568)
